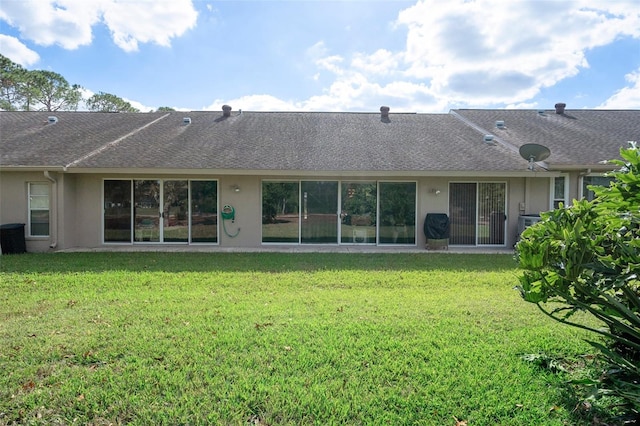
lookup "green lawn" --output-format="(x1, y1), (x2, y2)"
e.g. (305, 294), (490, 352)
(0, 253), (608, 425)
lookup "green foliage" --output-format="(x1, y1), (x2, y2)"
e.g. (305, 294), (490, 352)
(516, 145), (640, 417)
(86, 91), (140, 112)
(0, 55), (82, 111)
(23, 70), (82, 111)
(0, 54), (28, 111)
(0, 54), (140, 112)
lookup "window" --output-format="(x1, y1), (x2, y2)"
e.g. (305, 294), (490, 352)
(551, 176), (567, 209)
(582, 175), (612, 201)
(28, 182), (49, 237)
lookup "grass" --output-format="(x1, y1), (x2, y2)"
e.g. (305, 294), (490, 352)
(0, 253), (610, 425)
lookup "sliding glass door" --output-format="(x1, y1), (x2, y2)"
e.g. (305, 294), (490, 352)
(104, 179), (217, 244)
(104, 180), (132, 243)
(163, 180), (189, 242)
(379, 182), (416, 244)
(449, 182), (506, 246)
(341, 182), (376, 244)
(134, 180), (160, 242)
(301, 181), (338, 244)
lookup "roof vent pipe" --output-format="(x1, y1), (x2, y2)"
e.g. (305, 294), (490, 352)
(48, 116), (58, 124)
(222, 105), (232, 117)
(380, 106), (390, 119)
(554, 103), (566, 114)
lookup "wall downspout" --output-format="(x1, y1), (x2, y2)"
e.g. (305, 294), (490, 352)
(44, 171), (58, 249)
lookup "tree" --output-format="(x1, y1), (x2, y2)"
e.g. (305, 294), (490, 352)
(86, 91), (140, 112)
(23, 70), (82, 111)
(0, 54), (28, 111)
(516, 144), (640, 418)
(156, 106), (176, 112)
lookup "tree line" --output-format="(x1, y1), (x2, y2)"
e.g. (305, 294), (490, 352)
(0, 54), (174, 113)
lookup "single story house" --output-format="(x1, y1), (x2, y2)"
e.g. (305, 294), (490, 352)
(1, 104), (637, 252)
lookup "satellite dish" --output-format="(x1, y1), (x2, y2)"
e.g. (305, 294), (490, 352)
(519, 143), (550, 170)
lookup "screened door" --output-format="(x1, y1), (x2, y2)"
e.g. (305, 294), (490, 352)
(449, 182), (506, 245)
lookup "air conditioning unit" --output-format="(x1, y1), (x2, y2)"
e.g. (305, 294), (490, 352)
(518, 214), (541, 236)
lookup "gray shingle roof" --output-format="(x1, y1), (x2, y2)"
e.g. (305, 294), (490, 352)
(73, 111), (526, 172)
(2, 108), (637, 173)
(452, 109), (639, 168)
(0, 111), (167, 167)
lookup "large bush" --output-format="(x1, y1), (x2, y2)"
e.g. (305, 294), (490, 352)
(516, 145), (639, 417)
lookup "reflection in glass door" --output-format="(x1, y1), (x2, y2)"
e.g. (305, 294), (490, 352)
(134, 180), (160, 242)
(341, 182), (376, 244)
(104, 180), (132, 242)
(105, 179), (218, 245)
(301, 181), (338, 244)
(163, 180), (188, 242)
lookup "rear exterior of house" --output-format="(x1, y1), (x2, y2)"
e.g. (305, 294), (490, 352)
(1, 106), (636, 252)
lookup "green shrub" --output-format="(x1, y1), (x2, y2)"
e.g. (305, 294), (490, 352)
(516, 145), (640, 418)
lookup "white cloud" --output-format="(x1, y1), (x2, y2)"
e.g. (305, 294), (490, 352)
(260, 0), (640, 112)
(394, 0), (640, 106)
(0, 0), (197, 52)
(0, 0), (101, 49)
(598, 69), (640, 109)
(101, 1), (198, 52)
(351, 49), (399, 76)
(0, 34), (39, 66)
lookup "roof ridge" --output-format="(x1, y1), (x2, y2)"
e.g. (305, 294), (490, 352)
(64, 113), (171, 169)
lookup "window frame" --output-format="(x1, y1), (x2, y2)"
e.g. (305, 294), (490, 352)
(580, 174), (613, 201)
(550, 174), (569, 210)
(28, 182), (50, 237)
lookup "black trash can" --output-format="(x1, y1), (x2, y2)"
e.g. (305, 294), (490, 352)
(0, 223), (27, 254)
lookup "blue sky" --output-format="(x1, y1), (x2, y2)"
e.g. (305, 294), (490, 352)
(1, 0), (639, 112)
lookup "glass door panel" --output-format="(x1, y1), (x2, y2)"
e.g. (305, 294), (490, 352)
(379, 182), (416, 244)
(301, 181), (338, 244)
(163, 180), (189, 243)
(191, 180), (218, 243)
(341, 182), (376, 244)
(262, 181), (299, 243)
(104, 180), (132, 242)
(134, 180), (160, 242)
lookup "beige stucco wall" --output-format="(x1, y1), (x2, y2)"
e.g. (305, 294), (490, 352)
(1, 171), (556, 251)
(0, 171), (53, 252)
